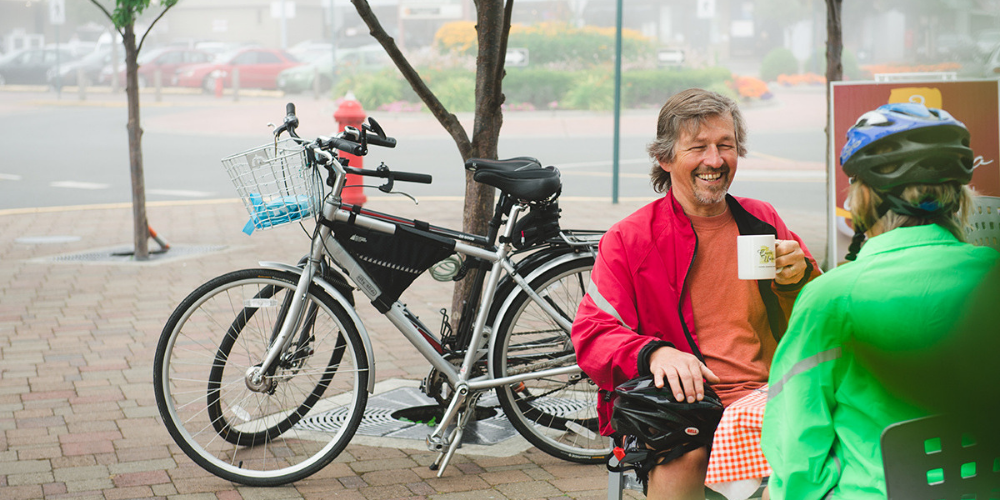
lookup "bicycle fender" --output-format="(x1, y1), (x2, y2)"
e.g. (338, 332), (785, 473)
(487, 245), (592, 324)
(486, 251), (595, 359)
(260, 261), (376, 393)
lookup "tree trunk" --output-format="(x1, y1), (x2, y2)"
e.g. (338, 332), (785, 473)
(350, 0), (512, 330)
(123, 23), (149, 260)
(825, 0), (843, 269)
(449, 0), (510, 328)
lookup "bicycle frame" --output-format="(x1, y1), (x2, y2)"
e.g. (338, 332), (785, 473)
(253, 150), (594, 473)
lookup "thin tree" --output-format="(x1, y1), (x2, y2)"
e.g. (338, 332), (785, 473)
(350, 0), (512, 328)
(89, 0), (178, 260)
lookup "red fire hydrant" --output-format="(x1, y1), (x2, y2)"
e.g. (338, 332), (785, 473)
(334, 97), (367, 206)
(214, 72), (224, 98)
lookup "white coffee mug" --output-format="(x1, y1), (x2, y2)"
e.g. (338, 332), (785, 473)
(737, 234), (776, 280)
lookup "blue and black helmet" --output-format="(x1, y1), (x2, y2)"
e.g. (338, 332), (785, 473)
(840, 102), (974, 190)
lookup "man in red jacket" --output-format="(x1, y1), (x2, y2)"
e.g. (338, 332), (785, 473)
(571, 88), (819, 499)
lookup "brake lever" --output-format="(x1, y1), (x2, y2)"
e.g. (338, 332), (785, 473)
(365, 117), (387, 138)
(376, 163), (394, 193)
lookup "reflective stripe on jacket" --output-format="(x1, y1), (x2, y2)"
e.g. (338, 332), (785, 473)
(571, 191), (818, 436)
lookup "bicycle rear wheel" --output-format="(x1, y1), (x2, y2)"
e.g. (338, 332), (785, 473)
(491, 256), (610, 463)
(154, 268), (369, 486)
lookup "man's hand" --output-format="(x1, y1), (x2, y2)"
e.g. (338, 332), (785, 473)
(649, 346), (721, 403)
(774, 239), (808, 285)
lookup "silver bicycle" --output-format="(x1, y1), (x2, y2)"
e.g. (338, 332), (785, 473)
(153, 103), (610, 486)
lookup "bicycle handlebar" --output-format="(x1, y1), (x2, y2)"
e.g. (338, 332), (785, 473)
(365, 133), (397, 148)
(319, 136), (365, 156)
(346, 166), (432, 184)
(272, 102), (429, 186)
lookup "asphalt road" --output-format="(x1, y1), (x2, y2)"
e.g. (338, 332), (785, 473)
(0, 88), (827, 213)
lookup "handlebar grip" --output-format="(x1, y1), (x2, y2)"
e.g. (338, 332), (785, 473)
(344, 166), (431, 184)
(323, 136), (365, 156)
(366, 134), (397, 148)
(285, 102), (296, 116)
(392, 171), (432, 184)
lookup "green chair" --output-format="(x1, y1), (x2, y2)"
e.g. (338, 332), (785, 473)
(880, 414), (999, 500)
(967, 195), (1000, 250)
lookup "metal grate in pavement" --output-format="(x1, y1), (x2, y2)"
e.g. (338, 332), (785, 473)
(297, 386), (520, 445)
(297, 385), (594, 446)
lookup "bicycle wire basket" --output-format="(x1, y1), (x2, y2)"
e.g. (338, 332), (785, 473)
(221, 138), (323, 233)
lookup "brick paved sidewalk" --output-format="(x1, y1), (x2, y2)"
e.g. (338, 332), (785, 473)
(0, 196), (821, 500)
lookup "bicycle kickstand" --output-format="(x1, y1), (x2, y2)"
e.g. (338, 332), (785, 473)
(430, 408), (473, 477)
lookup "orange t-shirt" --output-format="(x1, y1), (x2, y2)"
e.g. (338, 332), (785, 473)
(686, 207), (775, 407)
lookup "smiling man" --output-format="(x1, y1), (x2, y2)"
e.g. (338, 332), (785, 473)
(571, 88), (819, 499)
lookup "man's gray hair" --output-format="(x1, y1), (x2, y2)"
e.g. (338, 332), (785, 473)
(647, 88), (748, 193)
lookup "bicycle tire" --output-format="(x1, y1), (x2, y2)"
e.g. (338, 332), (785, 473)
(154, 268), (369, 486)
(491, 256), (611, 463)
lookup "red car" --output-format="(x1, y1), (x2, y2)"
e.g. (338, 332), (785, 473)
(104, 46), (214, 87)
(173, 47), (302, 91)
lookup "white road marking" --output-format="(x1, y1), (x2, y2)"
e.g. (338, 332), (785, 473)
(147, 189), (215, 198)
(0, 173), (23, 181)
(51, 181), (110, 189)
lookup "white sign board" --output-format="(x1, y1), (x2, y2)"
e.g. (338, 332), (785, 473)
(505, 48), (529, 67)
(657, 48), (685, 66)
(271, 1), (296, 19)
(50, 0), (65, 25)
(697, 0), (716, 19)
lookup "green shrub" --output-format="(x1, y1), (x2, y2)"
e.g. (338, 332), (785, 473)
(706, 81), (740, 102)
(503, 68), (578, 107)
(426, 72), (476, 112)
(509, 25), (655, 68)
(334, 65), (734, 112)
(562, 72), (614, 111)
(436, 21), (656, 68)
(760, 47), (800, 81)
(334, 69), (405, 109)
(622, 67), (733, 108)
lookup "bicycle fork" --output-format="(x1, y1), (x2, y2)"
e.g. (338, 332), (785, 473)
(250, 216), (339, 392)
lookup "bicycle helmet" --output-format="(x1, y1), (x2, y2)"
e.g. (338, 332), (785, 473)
(840, 102), (973, 190)
(840, 103), (975, 261)
(611, 375), (723, 451)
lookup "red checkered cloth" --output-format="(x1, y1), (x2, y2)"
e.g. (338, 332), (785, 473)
(705, 386), (772, 484)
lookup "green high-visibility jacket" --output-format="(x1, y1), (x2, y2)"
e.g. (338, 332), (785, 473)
(761, 224), (999, 499)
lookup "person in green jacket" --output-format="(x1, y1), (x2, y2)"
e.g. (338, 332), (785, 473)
(760, 102), (999, 500)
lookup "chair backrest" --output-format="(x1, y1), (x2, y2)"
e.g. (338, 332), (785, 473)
(881, 414), (1000, 500)
(967, 195), (1000, 250)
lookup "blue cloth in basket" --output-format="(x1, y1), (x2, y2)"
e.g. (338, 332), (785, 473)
(243, 193), (313, 234)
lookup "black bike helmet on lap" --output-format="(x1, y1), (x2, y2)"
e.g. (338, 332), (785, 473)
(608, 374), (724, 483)
(612, 374), (723, 450)
(839, 103), (975, 260)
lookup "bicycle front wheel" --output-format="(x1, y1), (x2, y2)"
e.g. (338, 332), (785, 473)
(154, 268), (369, 486)
(491, 256), (610, 463)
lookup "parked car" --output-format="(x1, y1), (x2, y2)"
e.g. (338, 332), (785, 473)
(277, 44), (389, 94)
(983, 42), (1000, 78)
(0, 47), (80, 85)
(289, 40), (337, 63)
(173, 48), (302, 91)
(102, 46), (214, 87)
(975, 30), (1000, 55)
(934, 34), (979, 63)
(47, 48), (122, 87)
